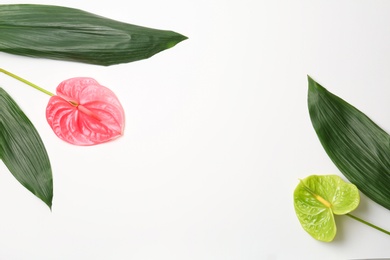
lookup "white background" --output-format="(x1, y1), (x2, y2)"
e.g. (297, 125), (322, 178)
(1, 0), (390, 259)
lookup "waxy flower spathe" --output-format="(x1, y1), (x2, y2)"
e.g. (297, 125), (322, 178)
(0, 68), (125, 146)
(46, 77), (125, 145)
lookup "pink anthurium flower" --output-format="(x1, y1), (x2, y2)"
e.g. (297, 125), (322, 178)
(46, 78), (125, 145)
(0, 68), (125, 146)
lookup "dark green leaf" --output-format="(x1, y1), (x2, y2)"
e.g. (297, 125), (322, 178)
(0, 4), (187, 66)
(0, 88), (53, 208)
(308, 76), (390, 210)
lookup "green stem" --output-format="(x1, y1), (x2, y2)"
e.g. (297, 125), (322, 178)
(346, 213), (390, 236)
(0, 68), (54, 96)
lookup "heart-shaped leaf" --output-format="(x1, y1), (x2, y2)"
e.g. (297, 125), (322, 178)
(0, 88), (53, 208)
(294, 175), (360, 242)
(308, 76), (390, 210)
(46, 77), (125, 146)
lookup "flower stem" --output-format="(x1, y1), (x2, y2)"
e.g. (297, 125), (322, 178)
(0, 68), (54, 96)
(346, 213), (390, 236)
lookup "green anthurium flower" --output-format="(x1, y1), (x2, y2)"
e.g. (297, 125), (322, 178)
(294, 175), (360, 242)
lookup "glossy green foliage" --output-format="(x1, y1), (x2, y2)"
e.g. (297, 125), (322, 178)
(0, 88), (53, 208)
(0, 4), (187, 66)
(308, 76), (390, 210)
(294, 175), (360, 242)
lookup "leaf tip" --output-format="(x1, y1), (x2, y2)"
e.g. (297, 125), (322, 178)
(166, 32), (188, 49)
(307, 75), (317, 90)
(40, 194), (53, 210)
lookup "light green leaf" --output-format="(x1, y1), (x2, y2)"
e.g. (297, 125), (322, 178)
(0, 4), (187, 66)
(0, 88), (53, 208)
(308, 76), (390, 210)
(294, 175), (360, 242)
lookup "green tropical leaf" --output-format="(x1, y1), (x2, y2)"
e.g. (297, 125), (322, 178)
(0, 88), (53, 208)
(308, 76), (390, 210)
(0, 4), (187, 66)
(294, 175), (360, 242)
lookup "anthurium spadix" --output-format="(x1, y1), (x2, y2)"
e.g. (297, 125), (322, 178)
(0, 68), (125, 145)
